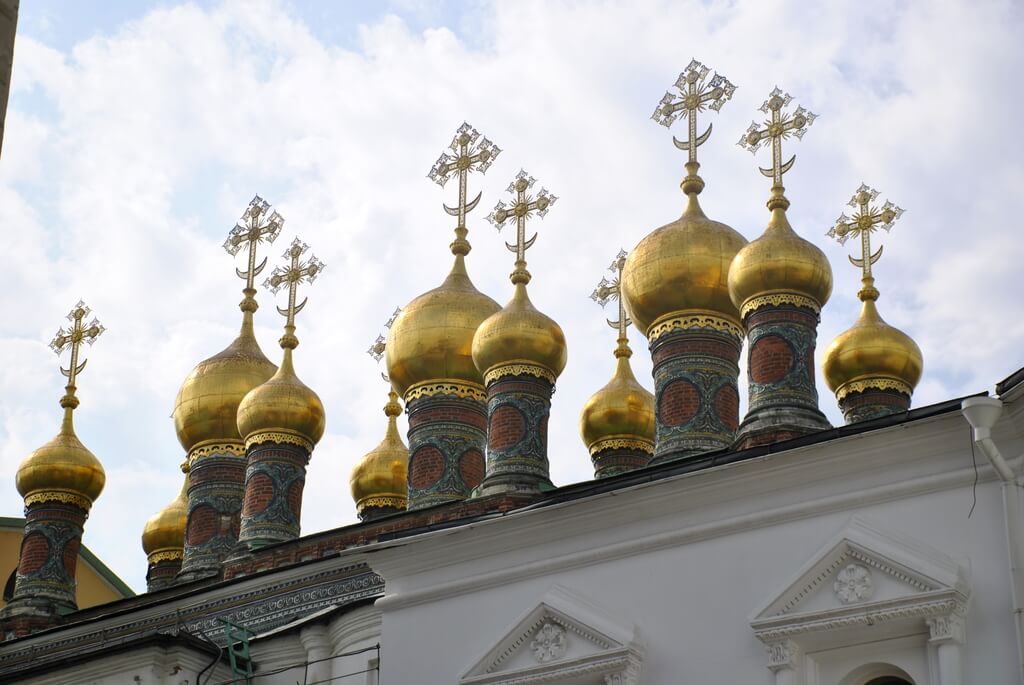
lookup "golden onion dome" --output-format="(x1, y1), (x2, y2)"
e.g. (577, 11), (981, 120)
(237, 347), (325, 449)
(141, 471), (188, 559)
(579, 347), (655, 455)
(823, 295), (922, 398)
(172, 311), (276, 454)
(17, 406), (106, 505)
(472, 283), (567, 381)
(350, 391), (409, 515)
(386, 254), (500, 396)
(728, 198), (833, 316)
(622, 192), (747, 335)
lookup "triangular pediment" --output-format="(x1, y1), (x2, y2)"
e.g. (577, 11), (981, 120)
(461, 586), (643, 685)
(752, 517), (969, 635)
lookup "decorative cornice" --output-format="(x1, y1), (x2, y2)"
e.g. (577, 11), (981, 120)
(406, 379), (487, 403)
(589, 437), (654, 457)
(647, 310), (744, 343)
(359, 495), (408, 512)
(188, 440), (246, 460)
(24, 490), (91, 511)
(484, 362), (556, 386)
(836, 378), (913, 402)
(740, 292), (820, 320)
(244, 430), (314, 453)
(147, 550), (184, 564)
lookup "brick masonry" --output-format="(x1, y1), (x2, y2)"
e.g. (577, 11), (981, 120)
(177, 450), (247, 583)
(237, 441), (310, 549)
(735, 304), (831, 449)
(477, 373), (554, 496)
(406, 392), (487, 509)
(839, 387), (911, 424)
(145, 558), (182, 592)
(592, 446), (652, 479)
(649, 326), (743, 464)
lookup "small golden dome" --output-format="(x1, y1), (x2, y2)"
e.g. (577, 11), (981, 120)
(350, 391), (409, 515)
(386, 255), (500, 396)
(16, 407), (105, 505)
(173, 312), (276, 454)
(622, 193), (747, 335)
(142, 471), (188, 559)
(579, 348), (655, 455)
(237, 347), (325, 449)
(728, 199), (833, 315)
(823, 296), (922, 398)
(472, 283), (567, 380)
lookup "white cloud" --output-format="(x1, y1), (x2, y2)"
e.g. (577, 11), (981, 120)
(1, 0), (1022, 592)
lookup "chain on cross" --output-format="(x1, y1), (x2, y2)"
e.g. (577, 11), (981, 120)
(49, 300), (105, 401)
(486, 170), (557, 282)
(367, 306), (401, 383)
(428, 122), (501, 253)
(738, 87), (817, 189)
(223, 195), (285, 297)
(652, 58), (736, 165)
(590, 250), (632, 348)
(264, 238), (325, 341)
(827, 183), (904, 284)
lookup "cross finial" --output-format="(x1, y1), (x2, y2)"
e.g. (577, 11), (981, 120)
(48, 300), (105, 409)
(590, 250), (632, 357)
(428, 122), (502, 256)
(486, 169), (558, 285)
(738, 87), (817, 209)
(263, 238), (325, 349)
(827, 183), (904, 301)
(652, 59), (736, 195)
(223, 195), (285, 313)
(367, 306), (401, 386)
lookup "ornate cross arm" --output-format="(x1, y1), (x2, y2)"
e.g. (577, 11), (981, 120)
(738, 87), (817, 190)
(427, 122), (502, 254)
(486, 170), (557, 283)
(590, 250), (632, 353)
(49, 300), (105, 405)
(264, 238), (325, 347)
(652, 58), (736, 167)
(367, 306), (401, 375)
(827, 183), (904, 289)
(223, 195), (285, 307)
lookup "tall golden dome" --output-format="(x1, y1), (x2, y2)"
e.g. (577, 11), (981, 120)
(728, 190), (833, 317)
(622, 177), (747, 335)
(237, 346), (325, 450)
(17, 404), (106, 506)
(579, 344), (655, 455)
(141, 468), (188, 561)
(350, 391), (409, 517)
(386, 254), (499, 396)
(472, 282), (567, 382)
(172, 305), (276, 454)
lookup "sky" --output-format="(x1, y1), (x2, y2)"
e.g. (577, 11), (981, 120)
(2, 0), (1022, 593)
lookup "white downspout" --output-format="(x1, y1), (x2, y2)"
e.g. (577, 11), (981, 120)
(962, 396), (1024, 684)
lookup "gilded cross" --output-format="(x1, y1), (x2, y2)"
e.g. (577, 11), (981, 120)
(652, 59), (736, 164)
(590, 250), (632, 347)
(264, 238), (325, 342)
(367, 306), (401, 363)
(738, 87), (817, 188)
(49, 300), (105, 402)
(428, 122), (501, 253)
(827, 183), (904, 283)
(223, 195), (285, 299)
(486, 170), (557, 282)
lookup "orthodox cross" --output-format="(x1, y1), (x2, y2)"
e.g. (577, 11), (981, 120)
(367, 307), (401, 384)
(652, 58), (736, 164)
(49, 300), (105, 404)
(223, 195), (285, 304)
(590, 250), (632, 350)
(264, 238), (325, 343)
(486, 170), (557, 283)
(827, 183), (904, 285)
(738, 87), (817, 189)
(428, 122), (501, 253)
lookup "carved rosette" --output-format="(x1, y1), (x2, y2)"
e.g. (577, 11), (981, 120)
(735, 303), (831, 449)
(178, 447), (247, 582)
(531, 622), (567, 662)
(237, 441), (310, 549)
(405, 389), (487, 510)
(833, 564), (873, 604)
(649, 321), (742, 464)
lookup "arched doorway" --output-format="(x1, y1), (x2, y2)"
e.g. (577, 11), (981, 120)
(866, 678), (912, 685)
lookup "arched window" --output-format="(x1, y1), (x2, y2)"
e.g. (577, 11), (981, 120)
(866, 678), (913, 685)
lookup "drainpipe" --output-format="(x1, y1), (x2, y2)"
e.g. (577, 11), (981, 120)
(962, 396), (1024, 683)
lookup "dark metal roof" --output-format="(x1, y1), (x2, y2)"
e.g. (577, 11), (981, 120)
(996, 365), (1024, 397)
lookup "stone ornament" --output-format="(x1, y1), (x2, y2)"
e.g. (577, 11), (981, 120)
(530, 622), (567, 662)
(833, 563), (873, 604)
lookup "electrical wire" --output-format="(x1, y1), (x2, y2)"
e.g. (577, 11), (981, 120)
(206, 644), (379, 685)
